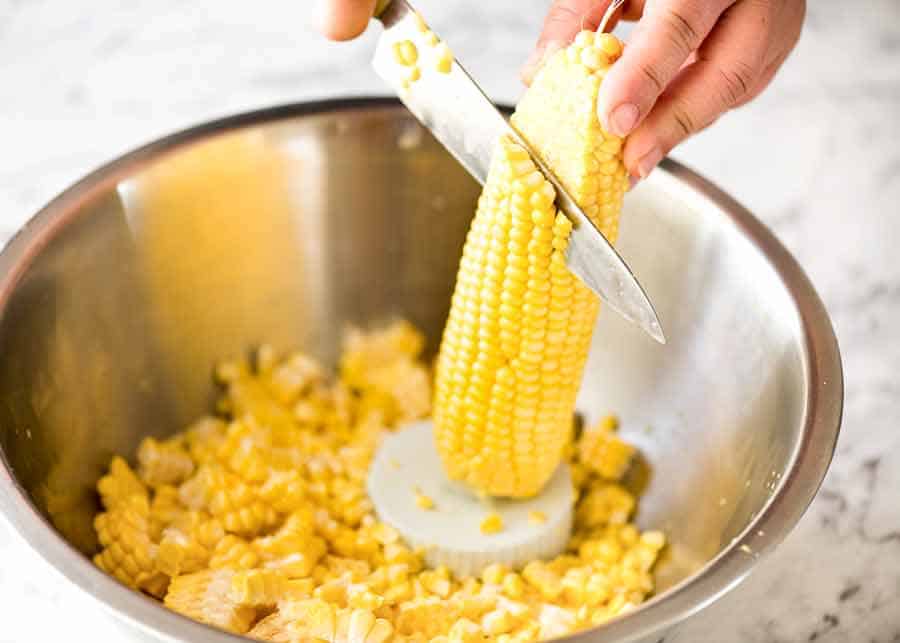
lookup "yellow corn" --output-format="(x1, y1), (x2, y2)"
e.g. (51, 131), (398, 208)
(434, 32), (627, 498)
(148, 484), (183, 540)
(93, 495), (157, 590)
(247, 611), (296, 643)
(395, 597), (462, 638)
(156, 518), (211, 577)
(258, 469), (307, 513)
(183, 417), (227, 465)
(265, 351), (324, 405)
(479, 513), (504, 535)
(414, 488), (436, 511)
(97, 456), (147, 510)
(393, 40), (419, 66)
(577, 415), (635, 480)
(92, 309), (666, 636)
(137, 436), (195, 487)
(164, 570), (257, 634)
(522, 562), (563, 601)
(209, 535), (259, 571)
(255, 530), (327, 578)
(434, 42), (453, 73)
(229, 569), (290, 606)
(179, 464), (278, 536)
(576, 482), (636, 528)
(482, 608), (517, 635)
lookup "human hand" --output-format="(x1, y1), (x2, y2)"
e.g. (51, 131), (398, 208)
(314, 0), (378, 41)
(522, 0), (806, 180)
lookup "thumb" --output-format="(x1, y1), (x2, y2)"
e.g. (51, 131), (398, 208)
(314, 0), (377, 41)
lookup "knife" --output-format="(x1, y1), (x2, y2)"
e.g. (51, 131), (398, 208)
(372, 0), (665, 344)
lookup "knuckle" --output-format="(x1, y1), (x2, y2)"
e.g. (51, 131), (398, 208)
(546, 2), (599, 31)
(670, 102), (699, 138)
(662, 7), (700, 53)
(716, 60), (759, 106)
(638, 62), (667, 93)
(655, 0), (717, 53)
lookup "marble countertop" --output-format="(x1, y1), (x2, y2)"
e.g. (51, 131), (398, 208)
(1, 1), (898, 641)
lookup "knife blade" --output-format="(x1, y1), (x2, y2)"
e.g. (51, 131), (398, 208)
(372, 0), (665, 344)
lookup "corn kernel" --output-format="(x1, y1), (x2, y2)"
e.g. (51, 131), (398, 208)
(481, 563), (507, 585)
(480, 513), (504, 535)
(414, 488), (436, 511)
(412, 11), (428, 33)
(483, 608), (517, 635)
(393, 40), (419, 66)
(434, 43), (453, 74)
(597, 33), (623, 59)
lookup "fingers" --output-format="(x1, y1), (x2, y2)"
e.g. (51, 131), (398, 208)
(735, 0), (804, 106)
(620, 0), (648, 21)
(622, 0), (788, 178)
(314, 0), (377, 41)
(597, 0), (734, 136)
(522, 0), (617, 85)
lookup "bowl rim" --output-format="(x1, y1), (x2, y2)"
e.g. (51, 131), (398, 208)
(0, 97), (843, 643)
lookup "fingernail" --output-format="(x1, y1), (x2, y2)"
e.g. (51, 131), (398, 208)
(608, 103), (639, 137)
(627, 176), (639, 191)
(636, 146), (663, 179)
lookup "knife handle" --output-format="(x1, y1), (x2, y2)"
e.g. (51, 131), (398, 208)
(374, 0), (393, 18)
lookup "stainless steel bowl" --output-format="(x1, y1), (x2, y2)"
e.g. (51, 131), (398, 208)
(0, 98), (841, 643)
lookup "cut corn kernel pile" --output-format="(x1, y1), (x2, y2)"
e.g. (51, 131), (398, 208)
(433, 30), (629, 499)
(93, 320), (664, 641)
(92, 32), (665, 643)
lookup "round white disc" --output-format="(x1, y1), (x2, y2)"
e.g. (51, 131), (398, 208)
(367, 420), (573, 577)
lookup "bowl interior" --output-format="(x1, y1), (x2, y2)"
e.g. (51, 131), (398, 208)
(0, 104), (806, 597)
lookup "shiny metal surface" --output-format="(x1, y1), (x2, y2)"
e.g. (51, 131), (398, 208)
(373, 2), (664, 343)
(0, 99), (841, 643)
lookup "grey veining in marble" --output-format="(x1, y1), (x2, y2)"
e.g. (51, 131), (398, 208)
(1, 1), (899, 642)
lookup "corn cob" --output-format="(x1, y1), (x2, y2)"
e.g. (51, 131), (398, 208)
(433, 31), (628, 498)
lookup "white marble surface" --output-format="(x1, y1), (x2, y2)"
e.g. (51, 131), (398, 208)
(1, 1), (899, 641)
